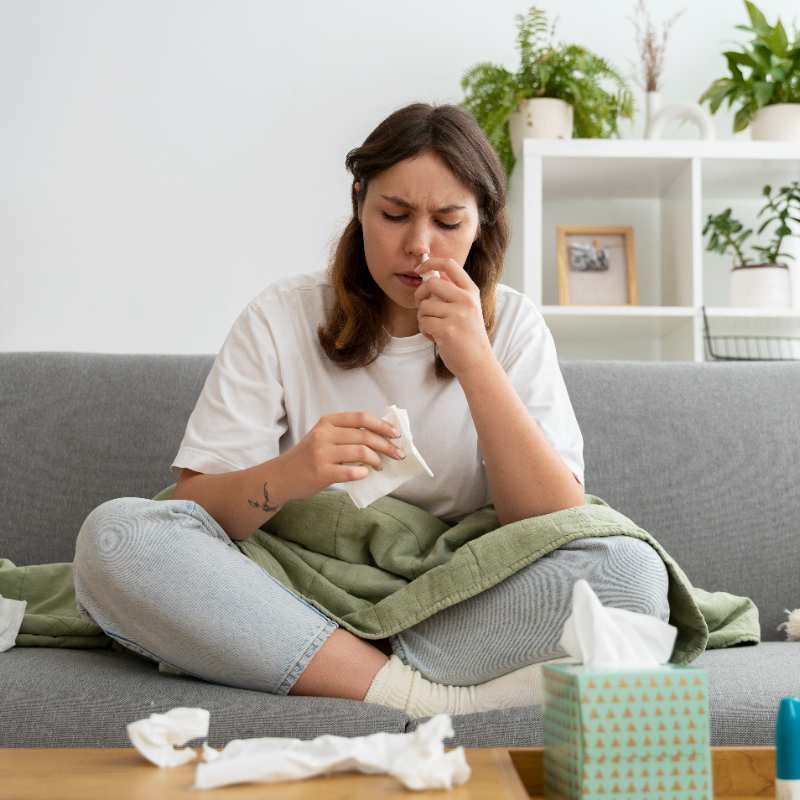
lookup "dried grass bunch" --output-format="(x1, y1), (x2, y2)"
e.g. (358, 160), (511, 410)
(629, 0), (686, 92)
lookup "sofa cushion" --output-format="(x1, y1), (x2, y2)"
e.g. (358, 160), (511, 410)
(3, 642), (795, 748)
(690, 641), (799, 745)
(406, 642), (798, 747)
(0, 647), (409, 747)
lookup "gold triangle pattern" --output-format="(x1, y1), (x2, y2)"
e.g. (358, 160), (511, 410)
(542, 665), (713, 799)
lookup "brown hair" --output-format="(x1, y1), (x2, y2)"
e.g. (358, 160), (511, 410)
(317, 102), (509, 380)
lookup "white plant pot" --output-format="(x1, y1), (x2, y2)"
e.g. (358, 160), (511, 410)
(508, 98), (573, 160)
(750, 103), (800, 142)
(784, 237), (800, 309)
(729, 263), (791, 307)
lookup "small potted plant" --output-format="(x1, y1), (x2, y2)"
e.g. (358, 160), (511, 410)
(460, 5), (634, 178)
(698, 0), (800, 140)
(703, 180), (800, 307)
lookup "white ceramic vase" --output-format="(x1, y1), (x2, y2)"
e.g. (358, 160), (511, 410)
(508, 98), (573, 160)
(729, 263), (792, 307)
(750, 103), (800, 142)
(644, 91), (662, 138)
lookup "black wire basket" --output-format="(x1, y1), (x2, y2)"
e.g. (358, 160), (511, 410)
(702, 305), (800, 361)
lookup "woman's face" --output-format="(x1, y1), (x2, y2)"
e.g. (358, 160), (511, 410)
(355, 150), (480, 336)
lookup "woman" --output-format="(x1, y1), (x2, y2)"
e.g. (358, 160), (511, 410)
(72, 103), (670, 718)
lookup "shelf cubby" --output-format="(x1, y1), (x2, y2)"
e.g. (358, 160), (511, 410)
(505, 138), (800, 361)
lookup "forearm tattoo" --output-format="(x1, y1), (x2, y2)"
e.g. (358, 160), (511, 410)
(247, 481), (280, 512)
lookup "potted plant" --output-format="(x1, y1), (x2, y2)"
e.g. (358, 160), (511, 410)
(698, 0), (800, 140)
(460, 5), (634, 178)
(703, 180), (800, 307)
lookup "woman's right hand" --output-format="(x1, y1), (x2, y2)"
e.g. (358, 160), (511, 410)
(278, 412), (406, 502)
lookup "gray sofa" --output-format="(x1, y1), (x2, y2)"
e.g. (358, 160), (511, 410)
(1, 353), (798, 749)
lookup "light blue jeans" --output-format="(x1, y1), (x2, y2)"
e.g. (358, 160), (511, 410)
(72, 497), (670, 694)
(73, 497), (337, 695)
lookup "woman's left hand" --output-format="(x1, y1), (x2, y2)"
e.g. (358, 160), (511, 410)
(414, 257), (495, 379)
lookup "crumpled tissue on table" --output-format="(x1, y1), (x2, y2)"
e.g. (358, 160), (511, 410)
(127, 707), (470, 791)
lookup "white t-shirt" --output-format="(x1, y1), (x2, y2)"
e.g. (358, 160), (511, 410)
(171, 268), (584, 523)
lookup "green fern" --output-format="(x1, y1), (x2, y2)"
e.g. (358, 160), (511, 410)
(460, 6), (635, 178)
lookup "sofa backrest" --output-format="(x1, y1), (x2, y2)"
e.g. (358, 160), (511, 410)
(562, 360), (799, 643)
(2, 353), (797, 641)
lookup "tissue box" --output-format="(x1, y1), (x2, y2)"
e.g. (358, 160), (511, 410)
(542, 663), (712, 799)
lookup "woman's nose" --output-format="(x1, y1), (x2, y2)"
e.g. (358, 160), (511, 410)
(405, 222), (435, 254)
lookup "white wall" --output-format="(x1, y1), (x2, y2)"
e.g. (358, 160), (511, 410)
(2, 0), (797, 353)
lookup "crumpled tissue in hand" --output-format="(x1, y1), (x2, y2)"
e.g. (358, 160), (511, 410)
(127, 708), (470, 791)
(342, 403), (435, 510)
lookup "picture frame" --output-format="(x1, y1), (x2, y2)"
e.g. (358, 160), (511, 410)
(556, 225), (639, 306)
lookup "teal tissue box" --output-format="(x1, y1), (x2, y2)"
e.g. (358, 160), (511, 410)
(542, 663), (712, 799)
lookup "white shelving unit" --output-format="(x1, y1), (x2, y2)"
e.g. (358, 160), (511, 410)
(504, 138), (800, 361)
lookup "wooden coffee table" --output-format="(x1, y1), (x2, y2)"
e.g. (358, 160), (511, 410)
(0, 745), (776, 799)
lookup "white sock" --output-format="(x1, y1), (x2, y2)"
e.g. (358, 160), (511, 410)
(362, 654), (579, 719)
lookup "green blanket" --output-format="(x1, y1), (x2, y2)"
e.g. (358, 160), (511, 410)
(1, 486), (760, 664)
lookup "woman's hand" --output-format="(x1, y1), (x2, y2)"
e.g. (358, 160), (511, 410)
(414, 257), (494, 378)
(278, 412), (405, 502)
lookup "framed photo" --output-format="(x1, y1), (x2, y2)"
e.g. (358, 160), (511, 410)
(557, 225), (639, 306)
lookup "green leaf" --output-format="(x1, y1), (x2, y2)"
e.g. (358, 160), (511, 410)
(749, 43), (773, 73)
(769, 20), (789, 57)
(770, 64), (787, 81)
(699, 78), (736, 113)
(724, 49), (757, 70)
(752, 80), (775, 106)
(733, 105), (753, 132)
(724, 52), (745, 82)
(744, 1), (770, 36)
(756, 217), (774, 234)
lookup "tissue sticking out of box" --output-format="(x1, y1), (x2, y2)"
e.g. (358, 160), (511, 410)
(558, 578), (678, 668)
